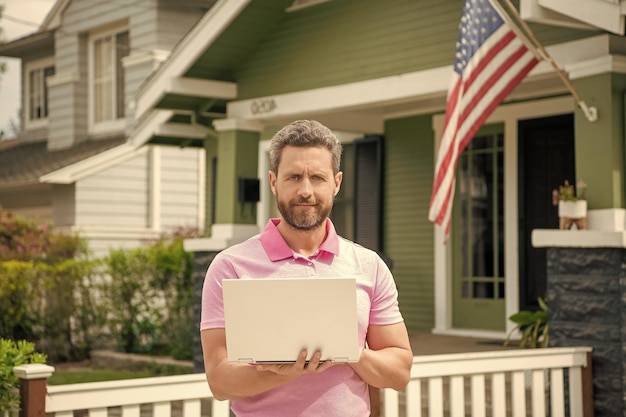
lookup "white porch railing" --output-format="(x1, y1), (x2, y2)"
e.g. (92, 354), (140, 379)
(14, 346), (593, 417)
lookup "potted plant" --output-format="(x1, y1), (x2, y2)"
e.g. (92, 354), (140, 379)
(552, 180), (587, 229)
(504, 296), (549, 349)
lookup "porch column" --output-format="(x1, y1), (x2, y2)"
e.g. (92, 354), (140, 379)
(13, 364), (55, 417)
(533, 222), (626, 417)
(572, 72), (626, 209)
(188, 118), (264, 372)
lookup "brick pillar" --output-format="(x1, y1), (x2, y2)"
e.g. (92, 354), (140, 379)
(13, 364), (55, 417)
(546, 247), (625, 417)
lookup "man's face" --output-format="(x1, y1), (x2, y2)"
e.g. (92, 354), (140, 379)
(269, 145), (342, 231)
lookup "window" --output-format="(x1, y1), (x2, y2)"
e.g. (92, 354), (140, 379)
(89, 27), (129, 132)
(458, 133), (505, 300)
(24, 58), (54, 129)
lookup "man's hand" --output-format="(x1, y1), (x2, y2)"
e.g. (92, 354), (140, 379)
(256, 350), (335, 375)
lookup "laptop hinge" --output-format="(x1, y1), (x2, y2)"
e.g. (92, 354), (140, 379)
(332, 357), (349, 363)
(238, 358), (254, 364)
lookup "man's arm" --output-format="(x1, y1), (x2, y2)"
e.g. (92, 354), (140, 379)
(348, 322), (413, 391)
(201, 328), (334, 400)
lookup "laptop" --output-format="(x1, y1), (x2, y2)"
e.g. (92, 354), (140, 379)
(222, 277), (360, 364)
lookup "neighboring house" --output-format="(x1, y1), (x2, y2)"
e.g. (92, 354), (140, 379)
(129, 0), (626, 339)
(0, 0), (213, 257)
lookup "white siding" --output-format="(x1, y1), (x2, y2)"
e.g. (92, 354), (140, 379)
(75, 152), (149, 228)
(160, 146), (203, 230)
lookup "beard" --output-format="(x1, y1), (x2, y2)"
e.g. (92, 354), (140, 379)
(276, 196), (332, 231)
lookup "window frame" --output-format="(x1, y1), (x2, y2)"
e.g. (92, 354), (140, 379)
(23, 57), (55, 130)
(88, 24), (129, 135)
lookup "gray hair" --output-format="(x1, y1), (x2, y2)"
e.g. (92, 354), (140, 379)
(268, 120), (343, 175)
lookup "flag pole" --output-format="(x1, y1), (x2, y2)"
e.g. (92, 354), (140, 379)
(498, 0), (598, 123)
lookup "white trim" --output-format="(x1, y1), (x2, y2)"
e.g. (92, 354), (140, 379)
(520, 0), (598, 31)
(133, 0), (252, 121)
(168, 78), (237, 100)
(47, 71), (80, 87)
(431, 96), (575, 338)
(213, 118), (264, 132)
(150, 146), (162, 231)
(566, 54), (626, 80)
(285, 0), (333, 13)
(532, 230), (626, 248)
(69, 226), (162, 240)
(197, 150), (206, 233)
(129, 110), (175, 148)
(226, 35), (618, 124)
(23, 56), (55, 131)
(134, 78), (237, 123)
(88, 24), (129, 135)
(122, 50), (170, 69)
(228, 67), (451, 121)
(40, 143), (149, 184)
(183, 224), (260, 252)
(538, 0), (624, 34)
(156, 123), (212, 139)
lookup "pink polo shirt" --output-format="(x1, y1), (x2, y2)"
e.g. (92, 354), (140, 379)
(201, 218), (404, 417)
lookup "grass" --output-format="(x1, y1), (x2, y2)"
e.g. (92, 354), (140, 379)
(48, 369), (157, 385)
(47, 362), (193, 385)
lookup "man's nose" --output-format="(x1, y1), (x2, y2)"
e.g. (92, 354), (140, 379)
(297, 179), (313, 197)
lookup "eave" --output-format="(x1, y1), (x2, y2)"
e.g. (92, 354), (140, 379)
(0, 30), (55, 58)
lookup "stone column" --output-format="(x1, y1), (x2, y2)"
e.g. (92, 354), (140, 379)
(545, 247), (623, 417)
(534, 223), (626, 417)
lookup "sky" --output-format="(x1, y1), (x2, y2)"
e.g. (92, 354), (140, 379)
(0, 0), (56, 138)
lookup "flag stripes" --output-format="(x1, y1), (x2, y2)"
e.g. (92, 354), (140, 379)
(428, 0), (539, 238)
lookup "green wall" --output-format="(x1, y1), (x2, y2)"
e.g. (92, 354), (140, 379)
(385, 115), (435, 334)
(231, 0), (595, 99)
(574, 73), (626, 210)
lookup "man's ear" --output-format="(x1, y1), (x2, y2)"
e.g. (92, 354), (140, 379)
(269, 170), (277, 195)
(333, 171), (343, 197)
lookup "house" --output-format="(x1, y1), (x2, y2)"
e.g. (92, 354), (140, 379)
(0, 0), (214, 257)
(129, 0), (626, 341)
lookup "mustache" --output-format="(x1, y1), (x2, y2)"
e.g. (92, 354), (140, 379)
(292, 197), (316, 204)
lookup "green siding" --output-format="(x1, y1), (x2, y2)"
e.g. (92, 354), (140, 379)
(229, 0), (596, 99)
(574, 73), (626, 210)
(385, 116), (434, 334)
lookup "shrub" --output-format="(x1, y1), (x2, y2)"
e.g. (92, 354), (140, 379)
(101, 231), (197, 358)
(0, 338), (46, 412)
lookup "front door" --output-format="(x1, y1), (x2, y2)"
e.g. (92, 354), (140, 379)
(518, 114), (575, 311)
(452, 125), (506, 331)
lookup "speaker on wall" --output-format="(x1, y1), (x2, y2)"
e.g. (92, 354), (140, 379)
(238, 177), (260, 203)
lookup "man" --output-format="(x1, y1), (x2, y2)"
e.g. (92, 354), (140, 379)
(200, 120), (412, 416)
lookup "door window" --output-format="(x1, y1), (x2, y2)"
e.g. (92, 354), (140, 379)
(458, 133), (505, 300)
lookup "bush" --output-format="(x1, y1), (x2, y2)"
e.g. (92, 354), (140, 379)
(101, 232), (197, 359)
(0, 339), (46, 412)
(0, 207), (103, 362)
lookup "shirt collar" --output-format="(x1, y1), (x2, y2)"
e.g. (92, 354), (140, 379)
(260, 218), (340, 261)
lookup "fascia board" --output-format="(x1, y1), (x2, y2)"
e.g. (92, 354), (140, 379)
(129, 110), (175, 149)
(39, 143), (148, 184)
(156, 123), (212, 139)
(133, 0), (250, 120)
(166, 78), (237, 100)
(538, 0), (624, 34)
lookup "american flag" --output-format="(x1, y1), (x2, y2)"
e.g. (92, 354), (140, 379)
(428, 0), (540, 239)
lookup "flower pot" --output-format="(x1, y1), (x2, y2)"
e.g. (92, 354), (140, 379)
(558, 200), (587, 230)
(558, 200), (587, 219)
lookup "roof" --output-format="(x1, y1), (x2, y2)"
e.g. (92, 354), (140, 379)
(0, 137), (125, 188)
(0, 30), (55, 58)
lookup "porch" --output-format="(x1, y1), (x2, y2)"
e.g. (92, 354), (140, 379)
(11, 334), (594, 417)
